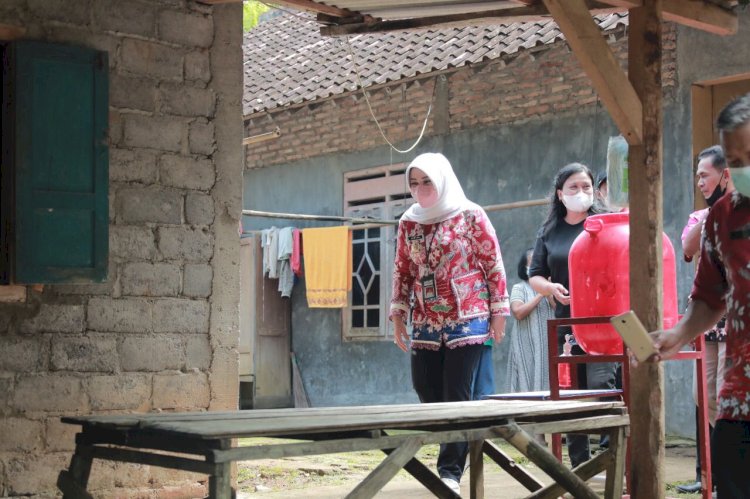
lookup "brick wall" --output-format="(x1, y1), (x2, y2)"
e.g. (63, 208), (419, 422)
(245, 25), (677, 169)
(0, 1), (243, 497)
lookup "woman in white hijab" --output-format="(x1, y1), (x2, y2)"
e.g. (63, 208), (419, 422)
(390, 152), (509, 492)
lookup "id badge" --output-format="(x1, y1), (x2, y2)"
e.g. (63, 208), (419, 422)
(421, 274), (438, 302)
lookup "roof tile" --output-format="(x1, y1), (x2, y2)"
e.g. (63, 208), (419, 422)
(243, 11), (628, 115)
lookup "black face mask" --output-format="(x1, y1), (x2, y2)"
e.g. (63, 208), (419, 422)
(706, 173), (727, 207)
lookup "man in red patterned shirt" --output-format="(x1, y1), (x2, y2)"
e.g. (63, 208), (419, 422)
(653, 94), (750, 497)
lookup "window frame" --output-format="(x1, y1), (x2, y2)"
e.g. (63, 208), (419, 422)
(342, 164), (410, 341)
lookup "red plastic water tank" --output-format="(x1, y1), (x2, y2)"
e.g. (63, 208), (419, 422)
(568, 212), (679, 355)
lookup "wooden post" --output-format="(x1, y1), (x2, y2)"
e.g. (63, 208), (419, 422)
(628, 2), (665, 497)
(469, 439), (485, 499)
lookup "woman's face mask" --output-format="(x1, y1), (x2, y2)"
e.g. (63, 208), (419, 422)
(412, 184), (439, 208)
(731, 166), (750, 198)
(561, 192), (594, 213)
(409, 168), (439, 209)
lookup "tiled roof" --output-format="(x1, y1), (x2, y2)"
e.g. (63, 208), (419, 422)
(243, 11), (628, 116)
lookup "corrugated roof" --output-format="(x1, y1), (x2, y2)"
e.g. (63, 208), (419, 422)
(243, 10), (628, 116)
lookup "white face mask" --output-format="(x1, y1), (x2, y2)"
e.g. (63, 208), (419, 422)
(561, 192), (594, 213)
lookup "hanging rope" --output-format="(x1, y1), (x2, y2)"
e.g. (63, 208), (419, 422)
(345, 37), (434, 154)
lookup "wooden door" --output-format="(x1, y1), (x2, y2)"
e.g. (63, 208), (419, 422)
(252, 236), (292, 409)
(692, 75), (750, 208)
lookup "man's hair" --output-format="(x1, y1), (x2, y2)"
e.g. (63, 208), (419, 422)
(697, 145), (726, 171)
(717, 93), (750, 133)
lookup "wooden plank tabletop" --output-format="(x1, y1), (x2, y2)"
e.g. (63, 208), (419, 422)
(62, 399), (625, 440)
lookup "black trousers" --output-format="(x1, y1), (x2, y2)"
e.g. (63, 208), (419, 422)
(557, 328), (618, 468)
(411, 343), (484, 482)
(713, 419), (750, 498)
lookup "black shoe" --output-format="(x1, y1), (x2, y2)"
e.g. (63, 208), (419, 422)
(676, 481), (702, 493)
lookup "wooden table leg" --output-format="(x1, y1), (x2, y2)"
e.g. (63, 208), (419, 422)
(58, 442), (94, 499)
(482, 440), (544, 492)
(469, 440), (484, 499)
(604, 426), (626, 499)
(496, 421), (599, 499)
(208, 462), (232, 499)
(346, 438), (422, 499)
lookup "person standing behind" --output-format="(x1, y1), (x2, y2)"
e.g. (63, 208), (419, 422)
(508, 248), (554, 393)
(651, 94), (750, 497)
(528, 162), (617, 468)
(391, 152), (509, 494)
(676, 145), (733, 494)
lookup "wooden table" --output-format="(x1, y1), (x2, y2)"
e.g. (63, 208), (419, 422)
(57, 399), (629, 499)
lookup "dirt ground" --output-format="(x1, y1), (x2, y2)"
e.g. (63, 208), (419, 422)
(236, 438), (704, 498)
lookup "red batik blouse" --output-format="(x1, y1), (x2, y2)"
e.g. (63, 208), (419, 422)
(692, 191), (750, 421)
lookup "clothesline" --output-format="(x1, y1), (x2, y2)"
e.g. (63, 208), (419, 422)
(241, 198), (548, 234)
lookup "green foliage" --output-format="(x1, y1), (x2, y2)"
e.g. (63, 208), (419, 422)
(243, 0), (271, 31)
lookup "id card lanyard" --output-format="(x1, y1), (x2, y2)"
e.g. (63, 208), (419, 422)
(420, 222), (443, 303)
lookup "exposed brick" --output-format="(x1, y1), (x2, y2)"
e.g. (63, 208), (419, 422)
(185, 50), (211, 83)
(120, 38), (183, 81)
(110, 148), (159, 183)
(28, 0), (89, 24)
(159, 154), (216, 190)
(0, 336), (47, 372)
(94, 0), (156, 38)
(111, 225), (157, 261)
(120, 334), (183, 371)
(189, 119), (216, 155)
(153, 298), (209, 334)
(50, 334), (119, 372)
(122, 114), (184, 152)
(88, 297), (152, 333)
(208, 346), (239, 411)
(121, 262), (181, 296)
(158, 226), (213, 262)
(86, 373), (151, 411)
(0, 418), (44, 452)
(244, 28), (685, 170)
(45, 417), (79, 452)
(18, 303), (85, 334)
(0, 376), (12, 416)
(94, 461), (151, 490)
(44, 27), (121, 69)
(185, 193), (215, 226)
(117, 186), (182, 225)
(183, 263), (212, 298)
(159, 10), (214, 48)
(111, 74), (157, 113)
(185, 334), (211, 370)
(152, 371), (210, 410)
(6, 452), (70, 496)
(161, 83), (216, 117)
(11, 375), (85, 413)
(109, 108), (124, 146)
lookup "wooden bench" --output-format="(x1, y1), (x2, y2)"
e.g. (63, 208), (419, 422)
(57, 399), (629, 499)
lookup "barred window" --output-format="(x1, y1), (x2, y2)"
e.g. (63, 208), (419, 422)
(343, 165), (410, 341)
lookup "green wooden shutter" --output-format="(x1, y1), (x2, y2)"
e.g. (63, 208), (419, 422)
(5, 41), (108, 283)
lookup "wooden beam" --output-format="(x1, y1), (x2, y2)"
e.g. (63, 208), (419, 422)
(273, 0), (355, 18)
(0, 24), (26, 40)
(320, 2), (620, 36)
(628, 2), (665, 498)
(542, 0), (643, 145)
(597, 0), (737, 35)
